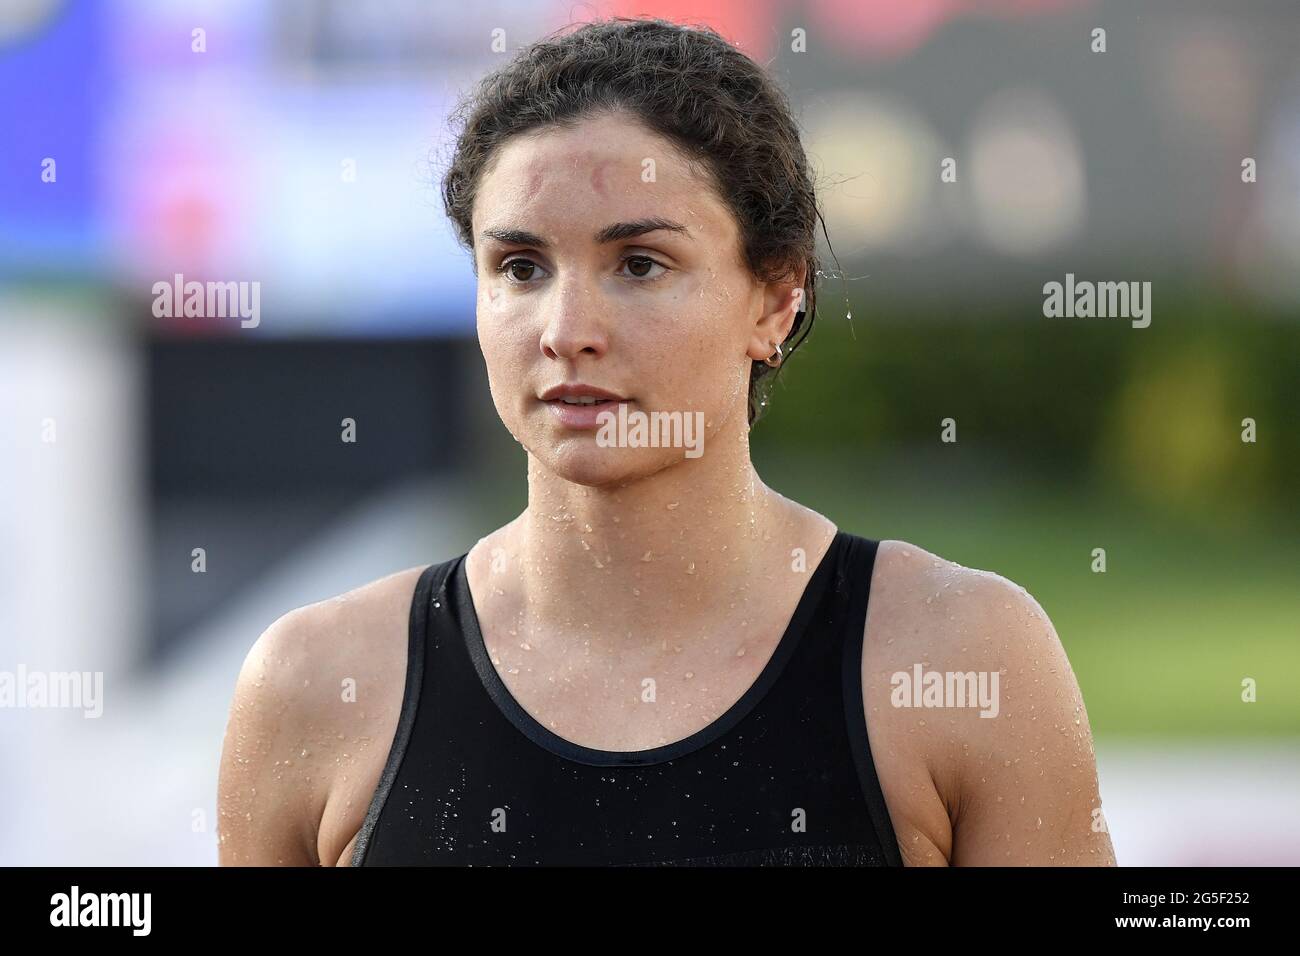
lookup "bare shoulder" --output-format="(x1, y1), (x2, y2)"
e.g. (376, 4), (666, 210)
(216, 564), (428, 866)
(861, 539), (1116, 866)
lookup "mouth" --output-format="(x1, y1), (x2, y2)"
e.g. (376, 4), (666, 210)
(539, 383), (626, 403)
(554, 395), (615, 407)
(538, 384), (630, 430)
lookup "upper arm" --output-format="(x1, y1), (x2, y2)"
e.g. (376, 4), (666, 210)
(217, 608), (331, 866)
(862, 541), (1116, 867)
(942, 573), (1116, 865)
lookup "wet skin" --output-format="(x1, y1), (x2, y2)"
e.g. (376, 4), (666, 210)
(216, 112), (1117, 867)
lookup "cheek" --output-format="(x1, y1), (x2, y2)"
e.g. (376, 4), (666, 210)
(653, 281), (749, 408)
(477, 288), (533, 377)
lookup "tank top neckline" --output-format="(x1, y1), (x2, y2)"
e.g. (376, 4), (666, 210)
(456, 529), (847, 768)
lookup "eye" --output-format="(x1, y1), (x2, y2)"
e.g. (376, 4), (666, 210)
(494, 256), (548, 283)
(619, 254), (668, 281)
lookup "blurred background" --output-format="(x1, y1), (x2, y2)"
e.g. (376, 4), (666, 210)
(1, 0), (1296, 865)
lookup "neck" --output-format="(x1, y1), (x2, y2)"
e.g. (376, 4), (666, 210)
(503, 412), (792, 648)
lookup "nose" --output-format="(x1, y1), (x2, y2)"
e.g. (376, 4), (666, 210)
(539, 275), (608, 361)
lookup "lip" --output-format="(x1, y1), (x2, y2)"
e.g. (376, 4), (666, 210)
(538, 383), (630, 430)
(539, 383), (626, 402)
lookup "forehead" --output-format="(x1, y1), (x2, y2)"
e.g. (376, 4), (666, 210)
(472, 112), (734, 242)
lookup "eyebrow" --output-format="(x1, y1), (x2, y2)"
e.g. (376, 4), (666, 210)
(479, 217), (693, 248)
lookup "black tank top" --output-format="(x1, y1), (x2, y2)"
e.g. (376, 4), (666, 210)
(351, 530), (903, 866)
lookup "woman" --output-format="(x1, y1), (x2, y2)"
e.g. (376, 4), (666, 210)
(217, 17), (1116, 866)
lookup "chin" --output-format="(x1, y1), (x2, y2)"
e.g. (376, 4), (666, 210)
(530, 436), (688, 488)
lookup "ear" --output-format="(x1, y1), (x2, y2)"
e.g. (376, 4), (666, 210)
(745, 262), (808, 363)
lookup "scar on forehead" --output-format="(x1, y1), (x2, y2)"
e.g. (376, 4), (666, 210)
(590, 158), (616, 197)
(526, 165), (545, 195)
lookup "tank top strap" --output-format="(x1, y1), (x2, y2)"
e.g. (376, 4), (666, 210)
(348, 555), (459, 867)
(833, 533), (904, 866)
(832, 532), (879, 639)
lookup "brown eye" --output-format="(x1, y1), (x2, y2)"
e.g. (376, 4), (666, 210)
(621, 255), (667, 280)
(504, 259), (536, 281)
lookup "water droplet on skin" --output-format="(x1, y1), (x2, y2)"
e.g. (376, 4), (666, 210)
(685, 672), (694, 679)
(641, 551), (653, 562)
(666, 502), (679, 510)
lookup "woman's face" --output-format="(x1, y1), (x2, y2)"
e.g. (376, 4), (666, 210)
(471, 111), (787, 487)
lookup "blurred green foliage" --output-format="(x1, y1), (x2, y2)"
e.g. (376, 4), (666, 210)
(756, 288), (1298, 534)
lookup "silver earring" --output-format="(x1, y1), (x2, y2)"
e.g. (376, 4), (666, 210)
(763, 343), (783, 368)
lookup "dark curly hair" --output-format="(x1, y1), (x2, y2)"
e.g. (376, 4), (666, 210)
(442, 16), (826, 426)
